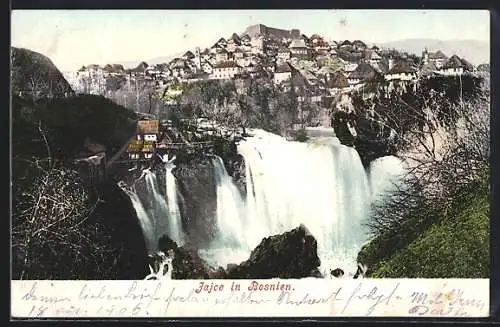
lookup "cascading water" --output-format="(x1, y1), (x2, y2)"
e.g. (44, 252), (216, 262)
(160, 154), (184, 246)
(200, 129), (406, 275)
(118, 181), (157, 252)
(119, 162), (185, 254)
(198, 156), (251, 266)
(368, 156), (407, 203)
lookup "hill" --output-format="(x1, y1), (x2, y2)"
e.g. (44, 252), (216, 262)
(11, 47), (74, 97)
(378, 38), (489, 66)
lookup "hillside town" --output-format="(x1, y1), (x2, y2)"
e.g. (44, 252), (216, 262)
(65, 24), (483, 108)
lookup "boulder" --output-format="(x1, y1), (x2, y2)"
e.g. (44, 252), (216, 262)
(226, 224), (322, 279)
(157, 235), (225, 279)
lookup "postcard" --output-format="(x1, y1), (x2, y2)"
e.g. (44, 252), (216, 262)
(10, 9), (491, 319)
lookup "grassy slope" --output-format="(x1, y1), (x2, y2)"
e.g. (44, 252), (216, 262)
(368, 183), (490, 278)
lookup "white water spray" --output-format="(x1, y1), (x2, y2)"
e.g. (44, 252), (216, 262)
(200, 129), (406, 274)
(119, 160), (185, 253)
(160, 154), (184, 246)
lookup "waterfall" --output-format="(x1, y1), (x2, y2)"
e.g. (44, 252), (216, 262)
(118, 182), (157, 252)
(119, 163), (185, 254)
(368, 156), (407, 203)
(201, 129), (405, 274)
(162, 155), (184, 246)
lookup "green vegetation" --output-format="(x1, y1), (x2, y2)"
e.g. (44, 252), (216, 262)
(361, 179), (489, 278)
(357, 75), (490, 278)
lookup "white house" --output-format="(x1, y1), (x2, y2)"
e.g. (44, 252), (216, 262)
(273, 62), (292, 84)
(216, 49), (229, 62)
(365, 50), (382, 66)
(233, 49), (244, 60)
(211, 61), (242, 79)
(385, 60), (418, 81)
(277, 47), (291, 61)
(438, 55), (474, 76)
(289, 39), (309, 59)
(422, 49), (448, 69)
(137, 120), (159, 142)
(250, 37), (264, 52)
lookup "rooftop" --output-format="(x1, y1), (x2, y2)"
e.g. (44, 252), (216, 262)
(213, 61), (241, 69)
(137, 120), (159, 134)
(275, 62), (292, 73)
(387, 60), (417, 74)
(289, 39), (308, 49)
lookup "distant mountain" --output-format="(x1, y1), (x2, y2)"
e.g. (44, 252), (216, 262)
(11, 47), (74, 97)
(378, 39), (489, 66)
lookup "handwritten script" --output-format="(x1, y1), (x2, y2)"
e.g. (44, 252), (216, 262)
(11, 279), (489, 318)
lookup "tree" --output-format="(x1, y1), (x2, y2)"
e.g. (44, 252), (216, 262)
(361, 76), (490, 275)
(27, 70), (48, 100)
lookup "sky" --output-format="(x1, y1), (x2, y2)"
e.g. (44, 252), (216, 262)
(11, 9), (490, 71)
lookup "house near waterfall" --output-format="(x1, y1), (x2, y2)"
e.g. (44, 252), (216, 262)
(126, 119), (160, 160)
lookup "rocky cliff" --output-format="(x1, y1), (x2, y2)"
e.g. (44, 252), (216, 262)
(11, 47), (74, 97)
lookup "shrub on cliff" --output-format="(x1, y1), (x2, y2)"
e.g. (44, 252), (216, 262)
(359, 80), (490, 278)
(11, 47), (74, 99)
(364, 179), (489, 278)
(11, 92), (146, 279)
(332, 74), (485, 165)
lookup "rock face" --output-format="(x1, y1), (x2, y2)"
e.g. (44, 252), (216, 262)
(215, 142), (247, 197)
(226, 224), (322, 279)
(152, 225), (323, 280)
(11, 47), (74, 97)
(172, 154), (218, 249)
(156, 236), (225, 279)
(95, 179), (149, 279)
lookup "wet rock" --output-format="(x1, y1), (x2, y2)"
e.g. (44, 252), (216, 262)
(157, 235), (223, 279)
(331, 268), (344, 278)
(226, 224), (322, 279)
(172, 155), (217, 249)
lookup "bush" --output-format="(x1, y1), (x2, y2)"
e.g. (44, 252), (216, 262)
(358, 75), (490, 278)
(370, 181), (489, 278)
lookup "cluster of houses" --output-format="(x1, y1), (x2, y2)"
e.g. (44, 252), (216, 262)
(69, 24), (477, 105)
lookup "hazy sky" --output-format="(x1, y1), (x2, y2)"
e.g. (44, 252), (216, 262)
(11, 9), (490, 71)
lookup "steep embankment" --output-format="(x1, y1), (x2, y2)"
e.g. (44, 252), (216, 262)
(11, 48), (147, 280)
(11, 47), (74, 97)
(343, 74), (490, 278)
(359, 180), (489, 278)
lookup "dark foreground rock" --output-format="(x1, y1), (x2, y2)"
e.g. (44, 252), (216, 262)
(226, 224), (322, 279)
(156, 236), (226, 279)
(153, 224), (322, 279)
